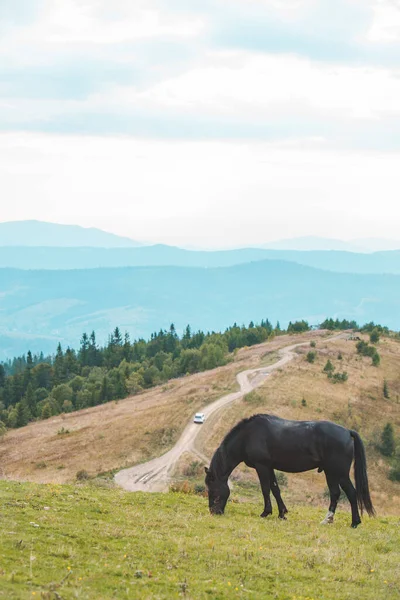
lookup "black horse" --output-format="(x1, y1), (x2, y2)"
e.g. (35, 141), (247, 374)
(205, 414), (375, 527)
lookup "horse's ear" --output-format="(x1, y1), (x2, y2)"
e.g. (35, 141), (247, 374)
(204, 467), (209, 474)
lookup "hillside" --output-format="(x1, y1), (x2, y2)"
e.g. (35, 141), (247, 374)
(0, 220), (142, 247)
(1, 261), (400, 358)
(0, 481), (398, 600)
(1, 331), (399, 518)
(1, 245), (400, 274)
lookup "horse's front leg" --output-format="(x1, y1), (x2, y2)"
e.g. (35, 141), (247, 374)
(254, 463), (272, 518)
(270, 470), (289, 519)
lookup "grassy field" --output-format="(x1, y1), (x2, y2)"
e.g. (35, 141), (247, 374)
(0, 481), (399, 600)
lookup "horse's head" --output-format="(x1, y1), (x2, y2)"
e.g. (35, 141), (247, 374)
(205, 466), (230, 515)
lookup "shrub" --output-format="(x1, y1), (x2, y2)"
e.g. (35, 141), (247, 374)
(306, 351), (316, 364)
(310, 341), (316, 348)
(369, 329), (380, 344)
(372, 352), (380, 367)
(76, 469), (90, 481)
(275, 471), (288, 487)
(169, 480), (194, 494)
(184, 460), (203, 478)
(331, 371), (348, 383)
(194, 483), (207, 496)
(57, 427), (70, 435)
(243, 391), (263, 405)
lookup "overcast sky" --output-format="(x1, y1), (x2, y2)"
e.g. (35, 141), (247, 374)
(1, 0), (400, 248)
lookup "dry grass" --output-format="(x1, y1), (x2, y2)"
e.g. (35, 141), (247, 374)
(0, 332), (324, 484)
(202, 334), (400, 516)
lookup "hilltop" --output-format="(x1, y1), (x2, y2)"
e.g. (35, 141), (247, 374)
(0, 220), (142, 247)
(1, 331), (399, 517)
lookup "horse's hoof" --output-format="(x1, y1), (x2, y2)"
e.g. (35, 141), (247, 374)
(351, 522), (361, 528)
(278, 515), (287, 520)
(260, 512), (272, 518)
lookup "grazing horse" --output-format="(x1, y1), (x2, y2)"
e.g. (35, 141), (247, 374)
(205, 414), (375, 527)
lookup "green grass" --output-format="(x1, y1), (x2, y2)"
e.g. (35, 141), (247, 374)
(1, 482), (399, 599)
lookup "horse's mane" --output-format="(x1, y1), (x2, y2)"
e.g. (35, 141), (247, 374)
(222, 414), (261, 446)
(210, 414), (270, 476)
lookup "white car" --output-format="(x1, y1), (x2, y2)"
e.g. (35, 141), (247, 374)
(193, 412), (205, 424)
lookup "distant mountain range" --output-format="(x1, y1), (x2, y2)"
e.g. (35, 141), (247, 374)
(1, 220), (399, 359)
(0, 245), (400, 274)
(0, 220), (143, 247)
(1, 261), (399, 359)
(262, 235), (400, 253)
(1, 221), (399, 252)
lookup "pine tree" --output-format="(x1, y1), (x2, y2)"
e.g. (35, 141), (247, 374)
(380, 423), (395, 457)
(323, 359), (335, 375)
(53, 343), (65, 384)
(88, 331), (99, 367)
(23, 383), (36, 417)
(15, 401), (30, 428)
(113, 327), (123, 346)
(383, 380), (390, 399)
(79, 333), (90, 366)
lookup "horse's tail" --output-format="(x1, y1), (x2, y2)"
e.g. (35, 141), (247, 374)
(350, 430), (376, 517)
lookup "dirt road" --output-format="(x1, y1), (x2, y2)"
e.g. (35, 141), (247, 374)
(114, 338), (327, 492)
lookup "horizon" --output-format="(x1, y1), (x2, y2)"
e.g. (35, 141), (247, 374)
(1, 1), (400, 247)
(1, 218), (400, 252)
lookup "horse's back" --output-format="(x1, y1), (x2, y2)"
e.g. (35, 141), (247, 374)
(243, 415), (354, 473)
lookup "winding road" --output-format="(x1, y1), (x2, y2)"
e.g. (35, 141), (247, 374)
(114, 337), (340, 493)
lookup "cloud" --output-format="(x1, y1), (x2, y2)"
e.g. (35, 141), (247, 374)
(1, 0), (400, 150)
(1, 131), (400, 248)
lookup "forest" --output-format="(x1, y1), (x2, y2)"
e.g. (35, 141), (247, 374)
(0, 317), (376, 431)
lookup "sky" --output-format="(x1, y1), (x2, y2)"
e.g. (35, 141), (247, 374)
(1, 0), (400, 248)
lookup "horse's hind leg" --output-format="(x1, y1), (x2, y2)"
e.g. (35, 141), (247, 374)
(271, 470), (288, 519)
(321, 472), (341, 524)
(339, 475), (361, 528)
(254, 463), (272, 518)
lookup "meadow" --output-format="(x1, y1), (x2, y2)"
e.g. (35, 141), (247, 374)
(0, 481), (399, 600)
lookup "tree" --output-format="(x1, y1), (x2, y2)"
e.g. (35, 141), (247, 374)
(323, 359), (335, 375)
(15, 401), (30, 428)
(52, 384), (73, 411)
(23, 383), (36, 418)
(53, 343), (66, 384)
(0, 364), (5, 388)
(383, 380), (390, 399)
(41, 403), (52, 420)
(380, 423), (395, 457)
(79, 333), (90, 366)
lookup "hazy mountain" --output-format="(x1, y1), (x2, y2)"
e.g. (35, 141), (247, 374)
(262, 236), (400, 253)
(262, 236), (362, 252)
(1, 261), (399, 358)
(349, 238), (400, 252)
(1, 246), (400, 274)
(0, 220), (142, 247)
